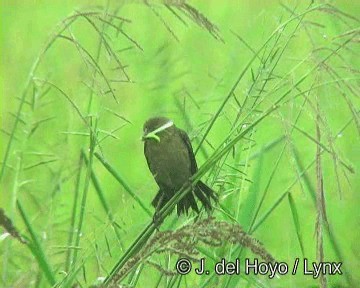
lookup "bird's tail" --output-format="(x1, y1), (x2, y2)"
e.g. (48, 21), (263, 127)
(177, 181), (218, 215)
(194, 181), (218, 212)
(177, 189), (200, 216)
(152, 189), (199, 216)
(151, 181), (217, 216)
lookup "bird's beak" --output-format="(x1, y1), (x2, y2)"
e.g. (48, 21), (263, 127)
(142, 132), (160, 142)
(141, 121), (174, 143)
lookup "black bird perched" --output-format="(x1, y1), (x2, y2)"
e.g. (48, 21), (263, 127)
(142, 116), (217, 216)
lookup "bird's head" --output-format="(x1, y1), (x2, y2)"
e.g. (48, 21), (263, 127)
(142, 117), (175, 143)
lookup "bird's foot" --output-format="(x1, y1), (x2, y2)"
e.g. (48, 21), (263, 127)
(152, 212), (163, 230)
(184, 180), (195, 191)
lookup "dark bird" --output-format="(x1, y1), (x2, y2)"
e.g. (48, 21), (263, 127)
(142, 116), (217, 216)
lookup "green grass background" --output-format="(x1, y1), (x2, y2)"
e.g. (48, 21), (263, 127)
(1, 0), (359, 287)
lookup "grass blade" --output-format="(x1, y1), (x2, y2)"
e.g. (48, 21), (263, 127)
(82, 150), (125, 250)
(94, 152), (152, 217)
(287, 193), (305, 257)
(17, 201), (56, 286)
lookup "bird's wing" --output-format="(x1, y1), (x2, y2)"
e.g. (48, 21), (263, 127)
(178, 128), (198, 174)
(144, 142), (155, 175)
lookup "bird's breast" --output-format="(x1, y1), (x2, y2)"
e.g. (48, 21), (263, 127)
(145, 134), (192, 190)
